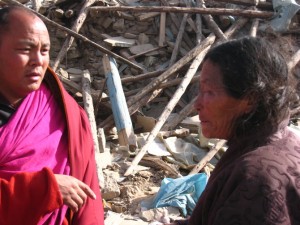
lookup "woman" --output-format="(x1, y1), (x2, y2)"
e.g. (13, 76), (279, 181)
(169, 36), (300, 225)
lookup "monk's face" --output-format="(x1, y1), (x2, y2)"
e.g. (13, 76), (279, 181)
(0, 9), (50, 105)
(194, 59), (251, 140)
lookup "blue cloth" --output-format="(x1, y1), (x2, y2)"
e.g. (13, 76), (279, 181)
(142, 173), (208, 216)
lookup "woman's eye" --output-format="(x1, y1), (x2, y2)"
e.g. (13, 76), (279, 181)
(205, 91), (212, 96)
(200, 89), (212, 95)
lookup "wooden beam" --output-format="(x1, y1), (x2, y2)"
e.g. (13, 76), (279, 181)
(90, 6), (274, 18)
(159, 12), (166, 47)
(81, 70), (105, 186)
(82, 70), (100, 154)
(189, 140), (227, 175)
(102, 55), (137, 151)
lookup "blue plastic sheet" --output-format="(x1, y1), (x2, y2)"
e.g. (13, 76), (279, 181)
(142, 173), (208, 216)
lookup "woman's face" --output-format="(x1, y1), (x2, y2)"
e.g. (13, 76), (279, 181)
(194, 59), (251, 140)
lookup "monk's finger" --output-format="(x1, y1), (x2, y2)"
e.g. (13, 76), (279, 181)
(64, 196), (79, 212)
(78, 182), (96, 200)
(71, 190), (86, 209)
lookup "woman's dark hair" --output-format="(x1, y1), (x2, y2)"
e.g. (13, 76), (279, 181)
(203, 36), (291, 142)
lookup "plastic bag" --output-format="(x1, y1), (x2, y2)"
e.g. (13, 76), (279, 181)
(142, 173), (208, 217)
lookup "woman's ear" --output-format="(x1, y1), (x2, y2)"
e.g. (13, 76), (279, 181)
(242, 96), (256, 114)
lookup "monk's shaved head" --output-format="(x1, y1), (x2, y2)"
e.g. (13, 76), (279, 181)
(0, 6), (38, 44)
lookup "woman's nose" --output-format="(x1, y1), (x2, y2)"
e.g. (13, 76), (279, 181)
(194, 94), (202, 111)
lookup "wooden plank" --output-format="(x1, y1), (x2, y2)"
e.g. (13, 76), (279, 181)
(82, 70), (100, 153)
(161, 0), (194, 50)
(169, 13), (188, 66)
(90, 6), (274, 18)
(81, 70), (105, 186)
(159, 12), (166, 47)
(104, 36), (136, 47)
(189, 140), (227, 175)
(197, 0), (227, 41)
(102, 55), (137, 151)
(137, 12), (160, 21)
(163, 97), (197, 131)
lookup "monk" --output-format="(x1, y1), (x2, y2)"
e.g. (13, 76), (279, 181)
(0, 5), (104, 225)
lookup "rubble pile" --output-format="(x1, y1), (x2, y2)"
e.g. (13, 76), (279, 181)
(1, 0), (300, 224)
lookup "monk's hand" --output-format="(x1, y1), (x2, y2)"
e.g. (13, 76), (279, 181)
(54, 174), (96, 212)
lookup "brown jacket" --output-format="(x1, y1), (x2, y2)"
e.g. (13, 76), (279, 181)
(189, 124), (300, 225)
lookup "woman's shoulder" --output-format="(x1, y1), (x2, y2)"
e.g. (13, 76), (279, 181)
(241, 127), (300, 165)
(232, 133), (300, 189)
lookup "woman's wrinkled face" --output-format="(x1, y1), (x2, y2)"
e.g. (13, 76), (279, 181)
(194, 59), (251, 140)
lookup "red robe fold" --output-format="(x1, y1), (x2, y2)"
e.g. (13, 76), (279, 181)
(0, 167), (62, 225)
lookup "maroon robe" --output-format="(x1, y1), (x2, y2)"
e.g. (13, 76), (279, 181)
(0, 67), (104, 225)
(188, 122), (300, 225)
(45, 67), (104, 225)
